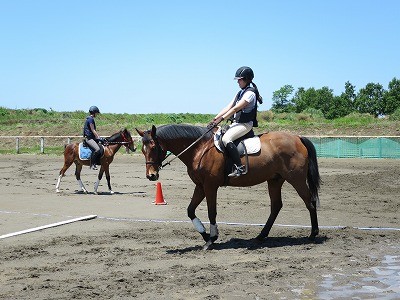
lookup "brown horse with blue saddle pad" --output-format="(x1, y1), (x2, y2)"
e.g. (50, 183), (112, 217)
(56, 128), (136, 194)
(136, 124), (321, 250)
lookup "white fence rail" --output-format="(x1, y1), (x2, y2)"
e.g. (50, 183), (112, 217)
(0, 136), (141, 154)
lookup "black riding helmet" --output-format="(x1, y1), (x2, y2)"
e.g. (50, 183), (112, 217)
(89, 106), (100, 114)
(234, 66), (254, 81)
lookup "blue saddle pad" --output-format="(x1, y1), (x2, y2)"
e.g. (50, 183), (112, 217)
(79, 143), (92, 160)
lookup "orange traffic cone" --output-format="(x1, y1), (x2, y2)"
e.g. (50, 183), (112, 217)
(154, 182), (167, 205)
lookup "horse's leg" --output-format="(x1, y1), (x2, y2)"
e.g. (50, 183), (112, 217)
(56, 150), (75, 193)
(292, 179), (319, 240)
(104, 165), (114, 194)
(56, 160), (74, 193)
(256, 177), (285, 241)
(187, 184), (209, 243)
(94, 166), (105, 195)
(202, 184), (220, 250)
(75, 163), (88, 193)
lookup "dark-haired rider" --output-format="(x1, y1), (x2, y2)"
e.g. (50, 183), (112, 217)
(83, 106), (102, 170)
(209, 66), (262, 177)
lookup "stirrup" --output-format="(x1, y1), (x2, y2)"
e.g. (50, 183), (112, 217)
(228, 165), (245, 177)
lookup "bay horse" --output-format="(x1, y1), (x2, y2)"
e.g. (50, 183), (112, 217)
(136, 124), (321, 249)
(56, 128), (136, 194)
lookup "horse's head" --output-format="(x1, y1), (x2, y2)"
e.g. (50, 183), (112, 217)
(136, 125), (167, 181)
(120, 128), (136, 152)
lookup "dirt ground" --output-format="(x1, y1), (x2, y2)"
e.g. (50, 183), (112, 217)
(0, 154), (399, 299)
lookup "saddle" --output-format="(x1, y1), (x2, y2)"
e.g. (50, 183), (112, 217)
(79, 142), (105, 163)
(213, 126), (261, 182)
(213, 126), (261, 156)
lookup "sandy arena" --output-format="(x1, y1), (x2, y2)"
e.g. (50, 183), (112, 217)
(0, 154), (399, 299)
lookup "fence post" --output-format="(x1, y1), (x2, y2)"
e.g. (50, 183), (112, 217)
(40, 137), (44, 154)
(67, 137), (71, 144)
(16, 137), (20, 154)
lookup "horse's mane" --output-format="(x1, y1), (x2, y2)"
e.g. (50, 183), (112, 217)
(157, 124), (211, 141)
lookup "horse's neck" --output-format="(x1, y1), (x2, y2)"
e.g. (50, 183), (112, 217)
(162, 138), (205, 166)
(105, 144), (122, 156)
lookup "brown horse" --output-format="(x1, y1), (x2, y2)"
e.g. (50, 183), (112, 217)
(137, 124), (321, 249)
(56, 128), (136, 194)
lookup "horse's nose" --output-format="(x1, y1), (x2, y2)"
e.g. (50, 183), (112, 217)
(147, 173), (159, 181)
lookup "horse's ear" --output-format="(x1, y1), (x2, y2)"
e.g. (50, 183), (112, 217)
(136, 128), (144, 137)
(151, 125), (157, 138)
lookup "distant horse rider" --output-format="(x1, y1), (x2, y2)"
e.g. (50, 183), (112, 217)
(209, 66), (263, 177)
(83, 106), (102, 170)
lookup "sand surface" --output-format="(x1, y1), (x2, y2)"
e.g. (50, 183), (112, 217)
(0, 154), (399, 299)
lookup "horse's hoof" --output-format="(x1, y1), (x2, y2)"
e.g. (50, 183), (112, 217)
(203, 240), (213, 250)
(308, 230), (319, 241)
(210, 235), (218, 243)
(308, 234), (317, 241)
(56, 189), (60, 193)
(109, 190), (114, 195)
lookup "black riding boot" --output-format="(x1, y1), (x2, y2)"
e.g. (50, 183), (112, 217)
(225, 142), (245, 177)
(91, 151), (100, 170)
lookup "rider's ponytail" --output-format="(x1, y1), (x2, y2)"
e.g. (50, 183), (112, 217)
(251, 82), (263, 104)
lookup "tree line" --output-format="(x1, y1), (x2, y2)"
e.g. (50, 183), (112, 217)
(271, 77), (400, 119)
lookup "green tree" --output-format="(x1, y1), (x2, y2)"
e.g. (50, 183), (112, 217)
(271, 85), (295, 112)
(331, 81), (356, 118)
(355, 83), (385, 117)
(292, 87), (313, 113)
(292, 86), (336, 118)
(384, 77), (400, 115)
(316, 86), (335, 118)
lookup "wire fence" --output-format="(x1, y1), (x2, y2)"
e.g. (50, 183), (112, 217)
(0, 135), (399, 158)
(307, 136), (400, 159)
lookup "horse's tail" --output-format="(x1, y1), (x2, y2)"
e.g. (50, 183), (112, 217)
(300, 136), (321, 206)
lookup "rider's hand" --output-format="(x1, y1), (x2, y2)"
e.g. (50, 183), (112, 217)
(207, 116), (224, 129)
(207, 121), (216, 129)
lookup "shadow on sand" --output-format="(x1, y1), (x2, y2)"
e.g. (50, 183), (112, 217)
(167, 235), (329, 254)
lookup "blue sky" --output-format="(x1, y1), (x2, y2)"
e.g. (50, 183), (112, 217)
(0, 1), (398, 114)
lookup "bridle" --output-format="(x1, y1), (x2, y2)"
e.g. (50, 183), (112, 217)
(104, 131), (134, 149)
(144, 132), (171, 171)
(119, 130), (134, 149)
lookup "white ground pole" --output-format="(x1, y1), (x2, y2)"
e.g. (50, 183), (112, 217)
(0, 215), (97, 239)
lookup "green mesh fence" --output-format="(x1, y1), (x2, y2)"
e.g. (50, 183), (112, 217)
(307, 136), (400, 159)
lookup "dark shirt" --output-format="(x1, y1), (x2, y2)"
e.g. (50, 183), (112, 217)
(83, 116), (96, 139)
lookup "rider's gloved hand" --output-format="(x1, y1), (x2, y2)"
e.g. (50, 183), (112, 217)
(207, 116), (224, 129)
(207, 121), (216, 129)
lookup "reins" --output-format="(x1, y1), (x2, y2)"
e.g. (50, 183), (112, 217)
(160, 124), (218, 169)
(105, 141), (131, 145)
(102, 130), (133, 147)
